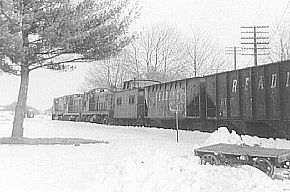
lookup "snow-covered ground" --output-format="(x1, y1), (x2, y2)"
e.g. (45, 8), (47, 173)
(1, 111), (290, 192)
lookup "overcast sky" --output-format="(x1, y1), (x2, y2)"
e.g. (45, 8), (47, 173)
(0, 0), (289, 110)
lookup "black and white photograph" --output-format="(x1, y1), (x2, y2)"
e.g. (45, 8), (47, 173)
(1, 0), (290, 191)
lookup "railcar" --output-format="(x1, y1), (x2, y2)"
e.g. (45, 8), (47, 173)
(52, 94), (83, 121)
(52, 60), (290, 139)
(205, 60), (290, 138)
(64, 94), (83, 121)
(52, 95), (68, 120)
(112, 79), (160, 125)
(143, 60), (290, 138)
(81, 88), (115, 123)
(144, 77), (203, 129)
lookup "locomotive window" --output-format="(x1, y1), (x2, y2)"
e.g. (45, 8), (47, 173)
(117, 97), (122, 105)
(129, 95), (135, 104)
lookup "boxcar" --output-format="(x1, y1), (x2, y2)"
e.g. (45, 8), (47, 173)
(204, 60), (290, 138)
(142, 60), (290, 138)
(144, 77), (205, 130)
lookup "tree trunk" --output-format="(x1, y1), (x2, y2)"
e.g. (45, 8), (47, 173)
(12, 66), (30, 137)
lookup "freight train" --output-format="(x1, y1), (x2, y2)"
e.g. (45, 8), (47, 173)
(52, 60), (290, 139)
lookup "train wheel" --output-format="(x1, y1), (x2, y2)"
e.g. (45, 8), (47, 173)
(253, 158), (274, 177)
(75, 116), (81, 122)
(201, 153), (219, 165)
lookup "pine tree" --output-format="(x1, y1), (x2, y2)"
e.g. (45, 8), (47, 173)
(0, 0), (139, 137)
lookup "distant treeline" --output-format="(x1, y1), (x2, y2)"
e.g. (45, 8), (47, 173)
(0, 102), (42, 115)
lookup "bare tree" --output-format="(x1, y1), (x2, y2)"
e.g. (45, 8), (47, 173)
(268, 22), (290, 62)
(81, 54), (132, 91)
(185, 29), (227, 77)
(124, 24), (189, 82)
(82, 25), (226, 88)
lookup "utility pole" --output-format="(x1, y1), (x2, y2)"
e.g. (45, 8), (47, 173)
(225, 46), (243, 70)
(241, 26), (270, 66)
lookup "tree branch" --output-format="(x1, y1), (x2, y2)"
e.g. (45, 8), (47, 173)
(29, 57), (87, 71)
(28, 53), (60, 66)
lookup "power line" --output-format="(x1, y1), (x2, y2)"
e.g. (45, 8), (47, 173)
(225, 46), (243, 70)
(241, 26), (270, 66)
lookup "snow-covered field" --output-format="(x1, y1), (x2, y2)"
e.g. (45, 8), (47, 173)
(1, 111), (290, 192)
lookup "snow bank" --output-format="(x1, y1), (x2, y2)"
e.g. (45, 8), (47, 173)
(205, 126), (290, 150)
(205, 127), (243, 146)
(94, 151), (283, 192)
(0, 111), (290, 192)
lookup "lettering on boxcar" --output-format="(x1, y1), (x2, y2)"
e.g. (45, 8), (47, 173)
(286, 72), (289, 87)
(176, 89), (180, 100)
(271, 74), (277, 88)
(245, 77), (250, 91)
(258, 76), (264, 89)
(220, 98), (227, 117)
(232, 79), (237, 92)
